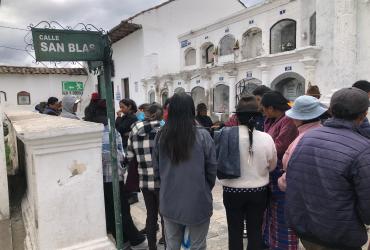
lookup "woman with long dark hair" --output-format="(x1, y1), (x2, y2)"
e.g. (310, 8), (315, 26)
(115, 98), (138, 149)
(152, 93), (217, 250)
(261, 91), (299, 249)
(216, 96), (277, 250)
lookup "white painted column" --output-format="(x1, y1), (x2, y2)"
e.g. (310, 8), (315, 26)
(141, 80), (149, 103)
(201, 70), (213, 115)
(227, 71), (238, 113)
(333, 0), (357, 88)
(167, 81), (174, 97)
(0, 105), (9, 221)
(6, 111), (116, 250)
(299, 49), (319, 88)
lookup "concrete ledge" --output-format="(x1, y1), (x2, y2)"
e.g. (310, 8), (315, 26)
(6, 111), (116, 250)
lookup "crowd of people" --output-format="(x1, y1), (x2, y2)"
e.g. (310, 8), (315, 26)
(35, 94), (81, 119)
(39, 80), (370, 250)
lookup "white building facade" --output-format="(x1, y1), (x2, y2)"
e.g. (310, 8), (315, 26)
(0, 66), (96, 116)
(109, 0), (370, 120)
(109, 0), (246, 110)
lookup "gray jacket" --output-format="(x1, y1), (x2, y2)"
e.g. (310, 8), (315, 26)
(214, 127), (240, 179)
(152, 127), (217, 225)
(60, 95), (79, 120)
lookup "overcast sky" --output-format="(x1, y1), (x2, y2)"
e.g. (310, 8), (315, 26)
(0, 0), (262, 67)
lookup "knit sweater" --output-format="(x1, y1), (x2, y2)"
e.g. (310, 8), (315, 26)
(219, 126), (277, 188)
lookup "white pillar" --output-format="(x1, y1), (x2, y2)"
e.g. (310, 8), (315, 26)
(141, 80), (148, 103)
(333, 0), (357, 88)
(0, 105), (9, 221)
(227, 71), (238, 113)
(6, 111), (116, 250)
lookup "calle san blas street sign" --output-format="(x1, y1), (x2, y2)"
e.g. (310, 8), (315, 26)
(32, 28), (105, 61)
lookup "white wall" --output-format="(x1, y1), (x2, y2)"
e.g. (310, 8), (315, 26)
(0, 73), (95, 116)
(0, 105), (9, 221)
(180, 0), (301, 68)
(315, 0), (370, 95)
(112, 30), (145, 106)
(112, 0), (245, 106)
(356, 1), (370, 82)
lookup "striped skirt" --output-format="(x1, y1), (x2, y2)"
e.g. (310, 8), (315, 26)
(264, 168), (298, 250)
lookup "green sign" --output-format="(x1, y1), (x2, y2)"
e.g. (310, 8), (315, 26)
(32, 28), (105, 61)
(62, 81), (84, 95)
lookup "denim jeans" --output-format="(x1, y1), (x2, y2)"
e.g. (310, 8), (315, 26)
(163, 218), (210, 250)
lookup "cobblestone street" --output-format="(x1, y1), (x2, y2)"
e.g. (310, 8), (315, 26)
(131, 181), (228, 250)
(131, 181), (370, 250)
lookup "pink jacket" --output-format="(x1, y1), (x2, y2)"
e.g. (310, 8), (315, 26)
(278, 121), (321, 191)
(282, 121), (322, 171)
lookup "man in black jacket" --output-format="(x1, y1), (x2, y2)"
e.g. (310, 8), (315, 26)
(286, 88), (370, 250)
(43, 97), (59, 116)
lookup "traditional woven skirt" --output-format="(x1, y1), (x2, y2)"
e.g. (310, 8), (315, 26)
(264, 168), (298, 250)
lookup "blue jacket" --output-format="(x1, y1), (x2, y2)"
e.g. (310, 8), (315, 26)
(286, 118), (370, 249)
(360, 117), (370, 138)
(214, 127), (240, 179)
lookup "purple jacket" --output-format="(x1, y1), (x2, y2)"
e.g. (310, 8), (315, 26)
(286, 118), (370, 249)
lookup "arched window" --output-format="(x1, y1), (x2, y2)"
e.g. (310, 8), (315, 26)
(310, 13), (316, 46)
(17, 91), (31, 105)
(270, 19), (296, 54)
(201, 43), (215, 65)
(205, 45), (214, 64)
(161, 91), (169, 105)
(185, 48), (196, 66)
(174, 87), (185, 94)
(213, 84), (229, 113)
(270, 72), (305, 101)
(191, 87), (206, 108)
(235, 78), (262, 104)
(241, 28), (263, 59)
(149, 91), (155, 103)
(219, 35), (235, 56)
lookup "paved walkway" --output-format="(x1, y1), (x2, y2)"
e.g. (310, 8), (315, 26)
(0, 219), (12, 250)
(131, 182), (229, 250)
(131, 181), (370, 250)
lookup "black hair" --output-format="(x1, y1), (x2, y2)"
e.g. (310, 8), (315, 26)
(163, 98), (171, 109)
(236, 96), (260, 156)
(47, 97), (58, 106)
(196, 103), (207, 116)
(160, 93), (195, 165)
(138, 103), (150, 112)
(252, 85), (271, 97)
(85, 100), (108, 125)
(302, 117), (321, 125)
(119, 98), (138, 113)
(260, 91), (290, 111)
(352, 80), (370, 94)
(145, 103), (163, 121)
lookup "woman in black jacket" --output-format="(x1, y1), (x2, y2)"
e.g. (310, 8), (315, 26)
(115, 98), (138, 149)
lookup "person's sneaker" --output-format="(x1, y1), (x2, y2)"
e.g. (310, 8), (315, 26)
(131, 239), (148, 250)
(158, 237), (165, 245)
